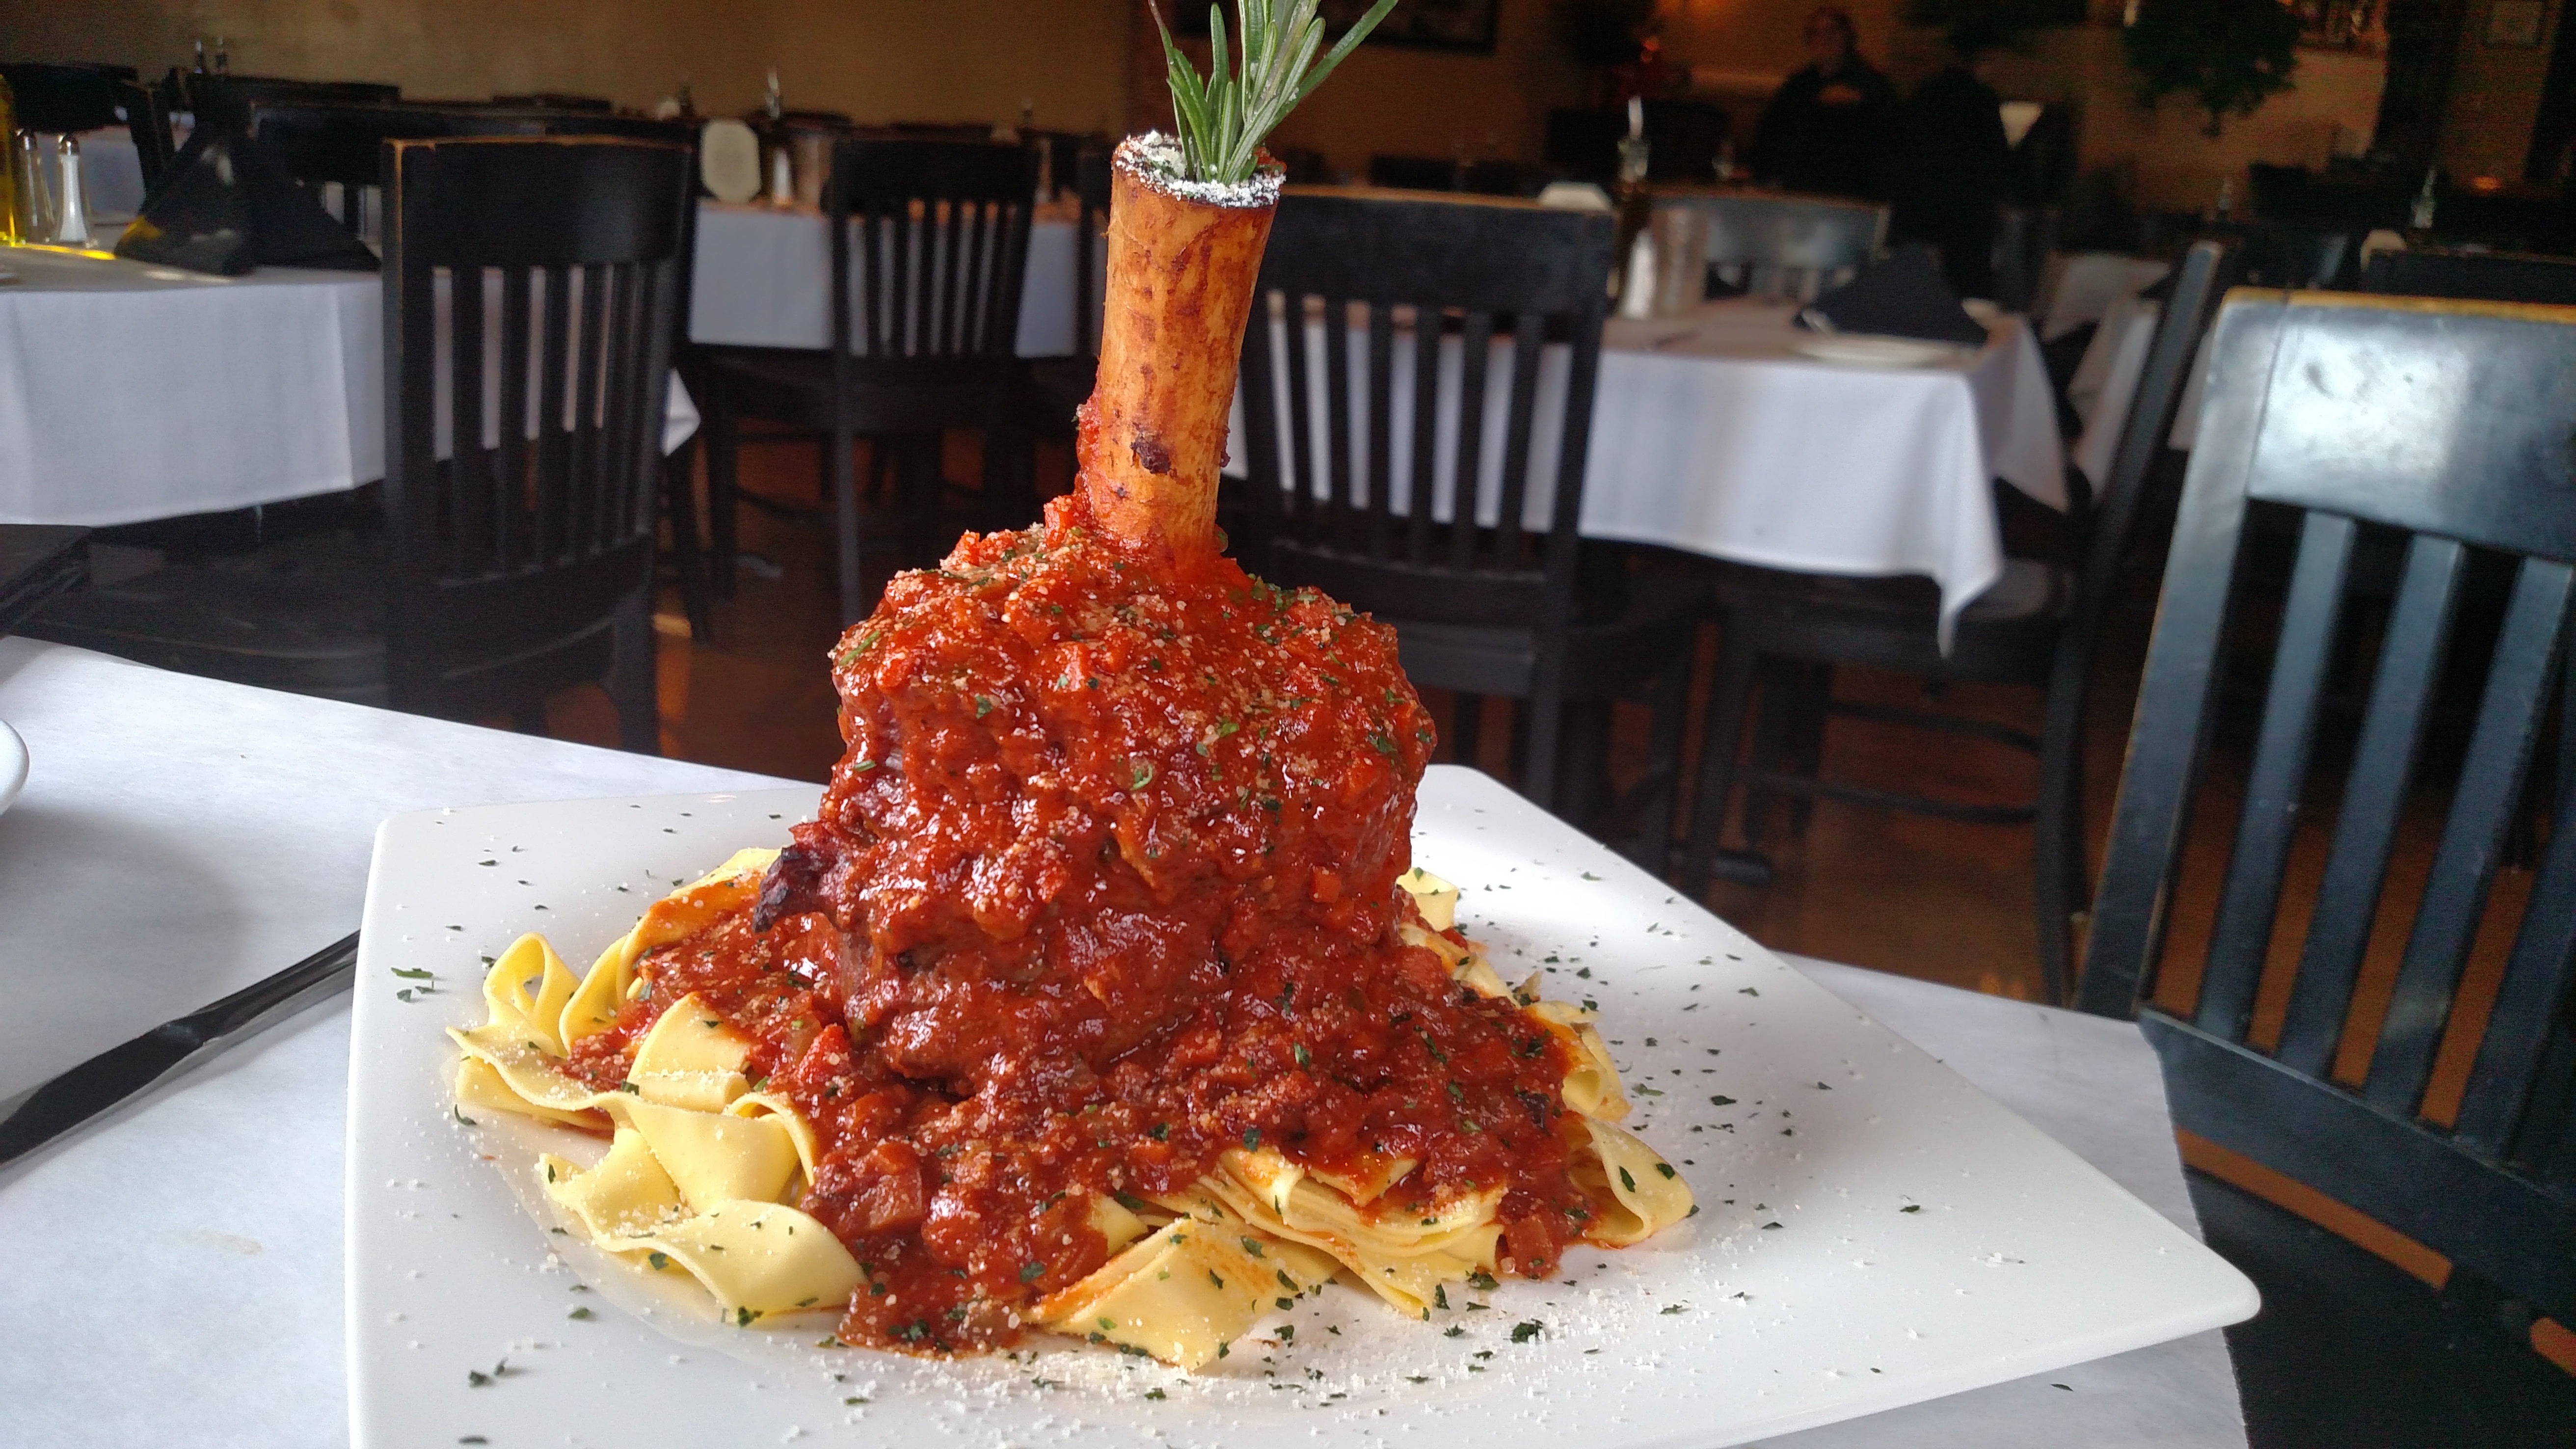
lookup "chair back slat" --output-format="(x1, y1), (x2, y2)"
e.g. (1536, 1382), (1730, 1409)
(1404, 302), (1442, 567)
(534, 263), (574, 562)
(449, 261), (490, 576)
(1493, 310), (1548, 569)
(381, 136), (691, 717)
(2456, 786), (2576, 1158)
(2080, 290), (2576, 1328)
(493, 267), (533, 570)
(1363, 303), (1398, 559)
(2272, 536), (2466, 1077)
(2364, 558), (2576, 1114)
(1280, 295), (1317, 546)
(1446, 309), (1496, 573)
(2195, 510), (2356, 1040)
(1315, 296), (1349, 549)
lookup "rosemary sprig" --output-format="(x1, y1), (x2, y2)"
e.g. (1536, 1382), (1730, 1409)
(1148, 0), (1400, 185)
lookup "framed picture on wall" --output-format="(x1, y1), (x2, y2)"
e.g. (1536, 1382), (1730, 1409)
(1171, 1), (1503, 55)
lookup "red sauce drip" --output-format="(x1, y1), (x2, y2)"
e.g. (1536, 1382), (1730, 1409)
(569, 497), (1596, 1355)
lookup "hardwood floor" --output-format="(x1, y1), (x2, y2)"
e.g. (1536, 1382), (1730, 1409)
(537, 432), (2574, 1386)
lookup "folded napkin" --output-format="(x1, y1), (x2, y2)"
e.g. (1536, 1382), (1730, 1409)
(113, 128), (379, 276)
(1798, 243), (1988, 348)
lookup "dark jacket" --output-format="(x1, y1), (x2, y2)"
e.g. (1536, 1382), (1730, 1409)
(1889, 64), (2014, 297)
(1749, 59), (1899, 200)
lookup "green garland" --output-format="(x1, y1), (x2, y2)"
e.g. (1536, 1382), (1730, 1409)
(1148, 0), (1400, 184)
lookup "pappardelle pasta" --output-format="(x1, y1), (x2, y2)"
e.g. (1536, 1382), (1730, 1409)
(452, 857), (1692, 1369)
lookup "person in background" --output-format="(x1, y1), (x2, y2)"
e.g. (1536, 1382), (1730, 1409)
(1889, 39), (2014, 299)
(1747, 7), (1897, 200)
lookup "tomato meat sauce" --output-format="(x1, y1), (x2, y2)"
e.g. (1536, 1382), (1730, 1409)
(567, 495), (1599, 1356)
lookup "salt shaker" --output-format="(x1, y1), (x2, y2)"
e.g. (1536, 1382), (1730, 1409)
(50, 133), (90, 246)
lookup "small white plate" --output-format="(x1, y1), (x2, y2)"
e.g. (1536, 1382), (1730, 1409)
(1789, 335), (1961, 368)
(348, 768), (2254, 1448)
(0, 720), (25, 814)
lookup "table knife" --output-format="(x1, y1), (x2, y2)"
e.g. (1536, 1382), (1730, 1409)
(0, 930), (359, 1166)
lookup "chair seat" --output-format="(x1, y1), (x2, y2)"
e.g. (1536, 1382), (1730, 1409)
(702, 346), (1017, 434)
(1715, 555), (2067, 683)
(1390, 571), (1702, 700)
(25, 530), (393, 702)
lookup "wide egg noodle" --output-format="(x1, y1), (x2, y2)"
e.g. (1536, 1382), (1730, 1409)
(482, 933), (582, 1056)
(610, 1095), (801, 1211)
(1035, 1203), (1337, 1370)
(1568, 1117), (1696, 1246)
(725, 1090), (825, 1185)
(625, 991), (756, 1111)
(540, 1125), (688, 1238)
(604, 1200), (865, 1322)
(558, 849), (778, 1046)
(454, 852), (1694, 1364)
(1187, 1150), (1502, 1319)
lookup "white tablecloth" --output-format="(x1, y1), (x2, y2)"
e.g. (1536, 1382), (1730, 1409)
(0, 639), (2239, 1447)
(1234, 298), (2066, 649)
(690, 201), (1093, 358)
(2066, 295), (2214, 484)
(0, 247), (699, 528)
(2036, 252), (2170, 342)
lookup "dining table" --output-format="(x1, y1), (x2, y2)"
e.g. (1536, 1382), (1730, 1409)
(0, 245), (702, 529)
(687, 198), (1097, 358)
(0, 634), (2245, 1447)
(1232, 295), (2067, 649)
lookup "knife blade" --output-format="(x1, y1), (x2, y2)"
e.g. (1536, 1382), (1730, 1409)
(0, 930), (360, 1166)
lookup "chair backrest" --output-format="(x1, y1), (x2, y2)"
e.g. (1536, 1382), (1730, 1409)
(190, 74), (401, 131)
(0, 61), (132, 133)
(489, 92), (614, 111)
(2224, 219), (2355, 289)
(379, 135), (694, 719)
(2361, 246), (2576, 305)
(2078, 292), (2576, 1327)
(1234, 190), (1614, 637)
(1368, 154), (1461, 192)
(1652, 189), (1888, 302)
(1070, 144), (1112, 358)
(251, 101), (692, 242)
(824, 135), (1037, 364)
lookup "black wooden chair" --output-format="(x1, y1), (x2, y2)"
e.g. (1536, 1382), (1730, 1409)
(1366, 155), (1462, 192)
(1232, 190), (1700, 838)
(1674, 242), (2234, 1003)
(27, 136), (695, 751)
(1002, 145), (1112, 500)
(185, 74), (401, 131)
(2361, 246), (2576, 305)
(2076, 292), (2576, 1441)
(700, 135), (1037, 623)
(0, 527), (89, 637)
(241, 100), (714, 641)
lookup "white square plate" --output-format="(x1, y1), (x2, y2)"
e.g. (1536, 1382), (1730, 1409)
(347, 767), (2255, 1448)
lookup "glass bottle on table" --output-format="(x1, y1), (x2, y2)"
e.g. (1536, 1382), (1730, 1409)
(1611, 96), (1652, 303)
(0, 72), (17, 245)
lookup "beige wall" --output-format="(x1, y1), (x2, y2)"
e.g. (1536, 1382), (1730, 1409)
(2441, 0), (2564, 183)
(0, 0), (1133, 135)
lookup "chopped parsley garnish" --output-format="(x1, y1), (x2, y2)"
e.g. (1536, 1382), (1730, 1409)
(1510, 1320), (1543, 1343)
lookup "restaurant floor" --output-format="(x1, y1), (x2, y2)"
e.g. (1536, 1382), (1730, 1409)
(537, 435), (2576, 1404)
